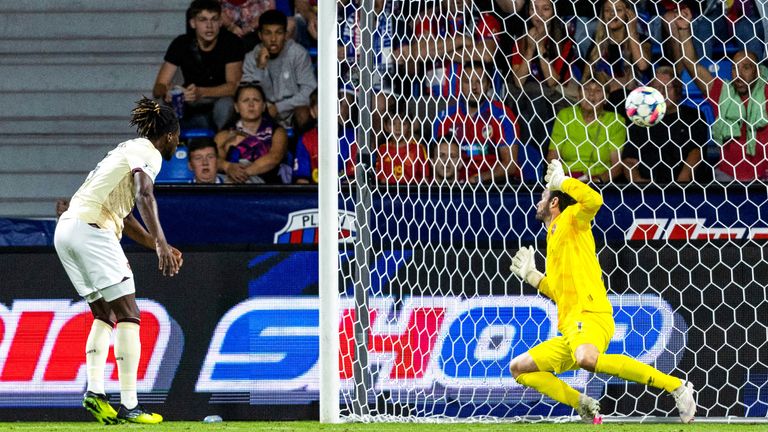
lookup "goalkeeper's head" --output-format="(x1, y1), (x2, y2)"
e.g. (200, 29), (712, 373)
(535, 189), (576, 223)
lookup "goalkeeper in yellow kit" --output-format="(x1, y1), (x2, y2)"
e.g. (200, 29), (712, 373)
(509, 160), (696, 423)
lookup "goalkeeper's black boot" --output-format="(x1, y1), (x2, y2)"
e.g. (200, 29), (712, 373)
(82, 391), (119, 425)
(117, 403), (163, 424)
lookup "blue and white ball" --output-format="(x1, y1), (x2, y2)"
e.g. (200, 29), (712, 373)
(625, 86), (666, 127)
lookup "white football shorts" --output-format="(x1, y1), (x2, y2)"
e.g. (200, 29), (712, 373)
(54, 217), (135, 302)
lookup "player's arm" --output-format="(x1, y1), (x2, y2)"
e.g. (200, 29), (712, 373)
(123, 212), (184, 267)
(545, 159), (603, 222)
(123, 213), (156, 250)
(133, 171), (181, 276)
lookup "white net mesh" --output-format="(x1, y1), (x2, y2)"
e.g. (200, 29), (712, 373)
(332, 0), (768, 422)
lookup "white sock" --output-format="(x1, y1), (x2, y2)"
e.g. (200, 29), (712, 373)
(85, 319), (113, 395)
(114, 321), (140, 409)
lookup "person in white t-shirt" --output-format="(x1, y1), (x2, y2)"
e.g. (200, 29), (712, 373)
(54, 97), (183, 425)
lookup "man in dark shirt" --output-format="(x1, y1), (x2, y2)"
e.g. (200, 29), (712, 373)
(153, 0), (244, 131)
(623, 66), (708, 184)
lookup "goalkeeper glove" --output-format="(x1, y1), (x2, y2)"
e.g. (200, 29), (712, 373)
(510, 246), (544, 288)
(544, 159), (566, 191)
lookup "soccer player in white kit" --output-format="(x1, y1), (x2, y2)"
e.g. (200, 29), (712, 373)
(54, 98), (183, 424)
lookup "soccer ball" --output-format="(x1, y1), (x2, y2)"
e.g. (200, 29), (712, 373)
(625, 86), (666, 127)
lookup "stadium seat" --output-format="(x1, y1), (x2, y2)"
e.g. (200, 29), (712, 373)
(155, 128), (216, 184)
(155, 144), (194, 184)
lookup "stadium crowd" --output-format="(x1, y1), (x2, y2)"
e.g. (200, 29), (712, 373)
(151, 0), (768, 185)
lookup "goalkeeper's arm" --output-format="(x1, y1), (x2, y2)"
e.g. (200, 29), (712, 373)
(510, 246), (544, 289)
(545, 159), (603, 222)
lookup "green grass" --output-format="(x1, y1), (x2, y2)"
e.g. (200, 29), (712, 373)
(1, 422), (767, 432)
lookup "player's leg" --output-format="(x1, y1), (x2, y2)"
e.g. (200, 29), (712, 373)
(79, 296), (120, 425)
(571, 313), (695, 423)
(510, 338), (590, 410)
(104, 283), (163, 424)
(62, 223), (160, 423)
(574, 345), (695, 423)
(54, 219), (119, 424)
(85, 298), (115, 395)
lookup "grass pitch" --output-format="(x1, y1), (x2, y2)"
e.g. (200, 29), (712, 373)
(1, 422), (767, 431)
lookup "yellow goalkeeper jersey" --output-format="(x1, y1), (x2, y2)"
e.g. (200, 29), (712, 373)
(538, 178), (613, 332)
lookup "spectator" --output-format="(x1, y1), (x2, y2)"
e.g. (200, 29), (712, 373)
(433, 62), (530, 184)
(622, 66), (707, 184)
(496, 0), (526, 14)
(432, 139), (463, 183)
(292, 0), (318, 51)
(220, 0), (296, 52)
(220, 0), (273, 52)
(410, 0), (501, 99)
(507, 0), (579, 168)
(294, 88), (357, 184)
(187, 137), (225, 183)
(509, 0), (578, 104)
(242, 9), (316, 132)
(582, 0), (651, 110)
(337, 0), (411, 132)
(153, 0), (245, 131)
(673, 9), (768, 182)
(375, 104), (430, 184)
(547, 78), (626, 183)
(214, 83), (288, 183)
(692, 0), (766, 60)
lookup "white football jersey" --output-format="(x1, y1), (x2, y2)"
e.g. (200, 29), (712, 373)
(62, 138), (162, 238)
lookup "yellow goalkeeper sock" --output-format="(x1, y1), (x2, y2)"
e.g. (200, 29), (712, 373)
(595, 354), (682, 392)
(515, 372), (581, 408)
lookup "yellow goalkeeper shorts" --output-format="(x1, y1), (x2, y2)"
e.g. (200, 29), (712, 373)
(528, 312), (615, 374)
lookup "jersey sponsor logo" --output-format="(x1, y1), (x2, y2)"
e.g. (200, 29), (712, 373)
(273, 209), (357, 244)
(195, 295), (684, 403)
(0, 299), (181, 404)
(627, 218), (762, 240)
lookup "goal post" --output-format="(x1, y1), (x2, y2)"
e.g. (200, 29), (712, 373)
(318, 0), (340, 423)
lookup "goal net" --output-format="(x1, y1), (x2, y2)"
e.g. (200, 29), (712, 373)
(323, 0), (768, 422)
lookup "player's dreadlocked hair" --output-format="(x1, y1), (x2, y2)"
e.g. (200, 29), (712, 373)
(129, 97), (179, 141)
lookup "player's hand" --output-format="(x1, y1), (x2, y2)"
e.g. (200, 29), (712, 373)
(510, 246), (544, 288)
(510, 246), (535, 280)
(171, 246), (184, 270)
(156, 241), (180, 277)
(545, 159), (566, 190)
